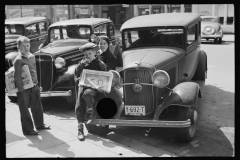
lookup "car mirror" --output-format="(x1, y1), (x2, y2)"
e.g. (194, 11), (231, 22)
(38, 43), (43, 50)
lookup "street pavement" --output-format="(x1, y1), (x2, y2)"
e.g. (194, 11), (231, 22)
(5, 96), (176, 157)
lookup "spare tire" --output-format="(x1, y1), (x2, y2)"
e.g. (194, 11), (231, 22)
(203, 26), (215, 35)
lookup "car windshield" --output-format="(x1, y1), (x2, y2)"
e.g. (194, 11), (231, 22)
(49, 25), (91, 42)
(5, 24), (24, 35)
(202, 18), (218, 22)
(123, 27), (184, 49)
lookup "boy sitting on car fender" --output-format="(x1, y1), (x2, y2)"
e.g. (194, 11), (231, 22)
(74, 42), (122, 141)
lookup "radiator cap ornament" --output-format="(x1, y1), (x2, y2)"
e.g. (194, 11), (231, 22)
(133, 79), (142, 93)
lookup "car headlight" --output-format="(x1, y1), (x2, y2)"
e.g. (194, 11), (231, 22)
(55, 57), (66, 69)
(109, 70), (121, 87)
(153, 70), (170, 88)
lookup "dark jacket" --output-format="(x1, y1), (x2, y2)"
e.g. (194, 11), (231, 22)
(74, 58), (107, 83)
(100, 48), (117, 70)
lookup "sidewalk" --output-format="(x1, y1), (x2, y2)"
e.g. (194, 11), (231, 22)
(5, 96), (176, 158)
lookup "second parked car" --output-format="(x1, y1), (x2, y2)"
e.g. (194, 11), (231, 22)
(5, 18), (122, 106)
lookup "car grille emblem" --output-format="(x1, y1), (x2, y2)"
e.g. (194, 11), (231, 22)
(133, 79), (142, 93)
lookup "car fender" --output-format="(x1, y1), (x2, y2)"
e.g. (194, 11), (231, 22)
(153, 82), (202, 120)
(51, 64), (78, 91)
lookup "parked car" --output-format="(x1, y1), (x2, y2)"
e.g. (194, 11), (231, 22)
(87, 13), (208, 142)
(5, 17), (50, 71)
(201, 15), (223, 44)
(5, 18), (123, 106)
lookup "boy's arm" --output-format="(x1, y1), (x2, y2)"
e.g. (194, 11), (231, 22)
(13, 59), (24, 92)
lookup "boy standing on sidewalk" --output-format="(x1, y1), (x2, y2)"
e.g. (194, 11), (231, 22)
(13, 36), (50, 135)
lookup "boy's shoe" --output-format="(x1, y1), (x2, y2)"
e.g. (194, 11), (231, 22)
(23, 130), (39, 135)
(78, 129), (85, 141)
(36, 124), (51, 130)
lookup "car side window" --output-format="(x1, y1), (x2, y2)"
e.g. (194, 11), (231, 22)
(187, 24), (197, 46)
(109, 23), (115, 39)
(26, 23), (38, 37)
(39, 22), (48, 35)
(94, 24), (107, 37)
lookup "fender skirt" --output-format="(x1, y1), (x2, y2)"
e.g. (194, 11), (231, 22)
(153, 82), (202, 120)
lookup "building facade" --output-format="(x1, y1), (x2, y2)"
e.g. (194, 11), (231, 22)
(5, 4), (234, 33)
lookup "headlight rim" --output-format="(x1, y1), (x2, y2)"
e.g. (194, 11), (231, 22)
(152, 70), (170, 88)
(54, 57), (66, 69)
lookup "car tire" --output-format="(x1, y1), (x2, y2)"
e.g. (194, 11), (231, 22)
(86, 124), (109, 136)
(218, 38), (222, 44)
(66, 88), (76, 108)
(192, 51), (207, 81)
(8, 96), (17, 103)
(178, 100), (198, 142)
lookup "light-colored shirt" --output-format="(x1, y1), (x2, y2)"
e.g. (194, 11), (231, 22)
(13, 52), (38, 92)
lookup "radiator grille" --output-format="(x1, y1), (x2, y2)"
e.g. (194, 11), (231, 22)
(124, 69), (154, 114)
(35, 55), (53, 91)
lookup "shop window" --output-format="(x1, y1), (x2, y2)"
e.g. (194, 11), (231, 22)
(39, 22), (47, 35)
(219, 17), (224, 24)
(184, 4), (192, 12)
(227, 17), (234, 25)
(26, 24), (38, 36)
(187, 24), (197, 46)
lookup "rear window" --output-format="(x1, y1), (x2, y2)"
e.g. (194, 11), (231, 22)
(5, 24), (24, 35)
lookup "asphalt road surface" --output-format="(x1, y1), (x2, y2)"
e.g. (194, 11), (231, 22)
(6, 39), (234, 157)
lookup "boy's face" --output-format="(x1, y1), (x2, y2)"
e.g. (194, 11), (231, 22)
(83, 49), (96, 61)
(19, 41), (30, 54)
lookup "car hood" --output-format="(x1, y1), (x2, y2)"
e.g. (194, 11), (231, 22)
(201, 22), (220, 31)
(39, 39), (89, 56)
(122, 47), (185, 72)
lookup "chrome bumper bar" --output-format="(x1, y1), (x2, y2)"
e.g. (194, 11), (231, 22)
(6, 90), (72, 97)
(89, 119), (191, 128)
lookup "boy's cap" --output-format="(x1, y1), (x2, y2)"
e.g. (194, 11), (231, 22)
(79, 42), (99, 52)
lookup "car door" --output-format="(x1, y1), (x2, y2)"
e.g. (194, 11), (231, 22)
(25, 23), (42, 54)
(185, 23), (200, 81)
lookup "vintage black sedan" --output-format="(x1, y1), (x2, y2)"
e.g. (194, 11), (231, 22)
(5, 17), (50, 70)
(5, 18), (122, 106)
(201, 15), (223, 44)
(88, 13), (207, 142)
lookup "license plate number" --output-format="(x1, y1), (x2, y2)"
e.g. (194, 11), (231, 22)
(125, 105), (145, 116)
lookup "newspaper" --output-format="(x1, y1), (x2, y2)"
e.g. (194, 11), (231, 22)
(5, 65), (34, 94)
(79, 69), (113, 93)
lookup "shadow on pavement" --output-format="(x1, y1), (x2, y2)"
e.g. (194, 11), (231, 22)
(26, 130), (75, 157)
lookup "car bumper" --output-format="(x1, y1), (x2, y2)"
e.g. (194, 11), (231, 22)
(201, 34), (223, 39)
(89, 119), (191, 128)
(6, 90), (72, 97)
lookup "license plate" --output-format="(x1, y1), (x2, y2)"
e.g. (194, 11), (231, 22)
(125, 105), (145, 116)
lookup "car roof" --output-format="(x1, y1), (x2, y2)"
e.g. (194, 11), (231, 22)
(120, 13), (201, 31)
(49, 18), (112, 28)
(5, 17), (48, 25)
